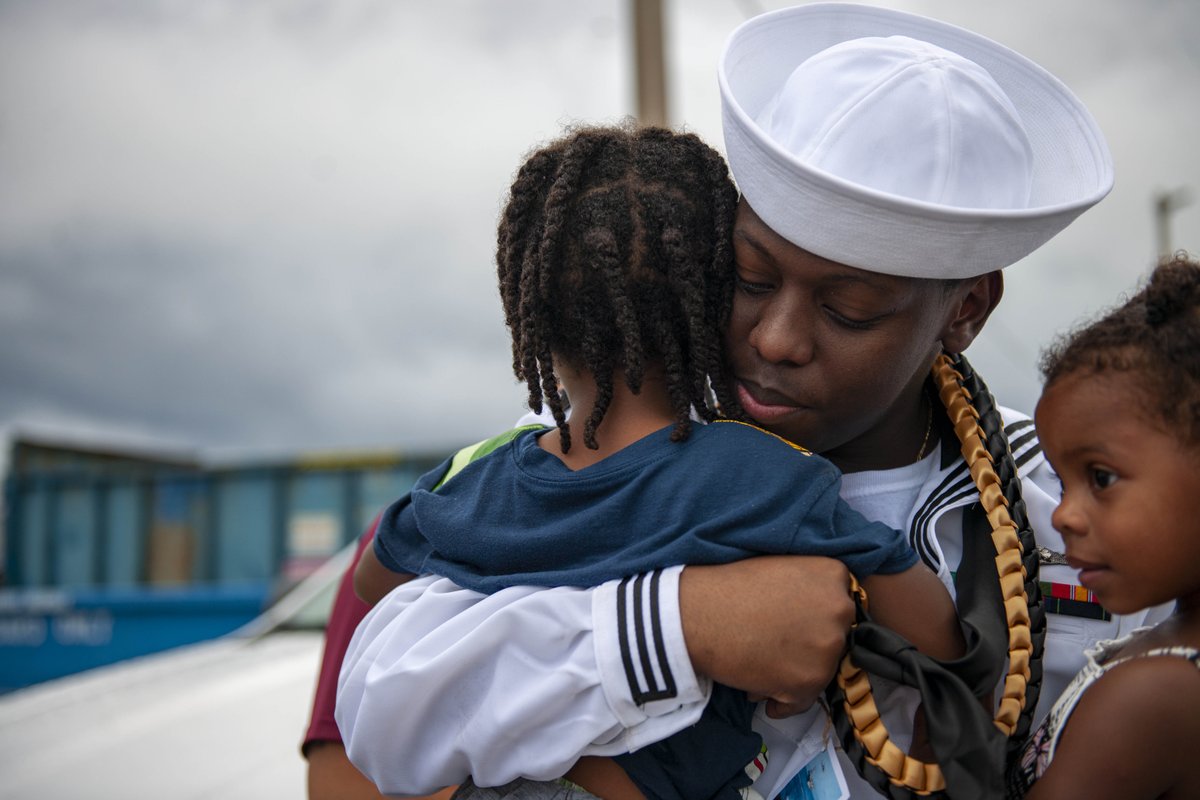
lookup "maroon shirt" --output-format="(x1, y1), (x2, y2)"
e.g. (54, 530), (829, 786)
(302, 520), (376, 754)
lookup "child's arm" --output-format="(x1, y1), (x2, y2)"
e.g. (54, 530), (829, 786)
(563, 757), (647, 800)
(859, 564), (967, 763)
(860, 564), (964, 662)
(354, 464), (443, 605)
(351, 447), (463, 606)
(354, 542), (416, 605)
(1025, 655), (1200, 799)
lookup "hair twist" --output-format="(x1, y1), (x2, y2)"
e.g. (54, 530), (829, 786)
(1041, 252), (1200, 445)
(495, 121), (739, 451)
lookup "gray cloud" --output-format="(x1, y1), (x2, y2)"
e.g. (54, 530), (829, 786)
(0, 0), (629, 461)
(0, 0), (1197, 470)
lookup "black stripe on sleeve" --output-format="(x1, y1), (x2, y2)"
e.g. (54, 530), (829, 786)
(616, 577), (640, 701)
(618, 572), (678, 705)
(647, 570), (677, 699)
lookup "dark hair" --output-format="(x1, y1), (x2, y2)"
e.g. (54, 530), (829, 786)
(496, 121), (740, 452)
(1040, 252), (1200, 443)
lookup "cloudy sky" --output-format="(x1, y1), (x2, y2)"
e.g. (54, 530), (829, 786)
(1, 0), (1197, 469)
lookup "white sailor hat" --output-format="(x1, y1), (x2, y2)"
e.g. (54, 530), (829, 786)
(719, 2), (1114, 279)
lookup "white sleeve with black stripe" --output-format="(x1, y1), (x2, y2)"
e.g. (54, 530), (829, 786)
(593, 567), (713, 740)
(336, 569), (709, 796)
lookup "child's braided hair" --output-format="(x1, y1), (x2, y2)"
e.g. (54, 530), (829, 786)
(496, 121), (740, 452)
(1040, 252), (1200, 444)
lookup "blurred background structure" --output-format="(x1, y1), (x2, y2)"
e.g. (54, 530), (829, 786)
(1, 433), (440, 689)
(0, 0), (1197, 689)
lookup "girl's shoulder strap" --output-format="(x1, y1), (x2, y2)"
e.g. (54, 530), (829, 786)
(1105, 645), (1200, 673)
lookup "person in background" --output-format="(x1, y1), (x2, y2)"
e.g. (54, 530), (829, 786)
(301, 521), (456, 800)
(329, 5), (1177, 799)
(1008, 253), (1200, 798)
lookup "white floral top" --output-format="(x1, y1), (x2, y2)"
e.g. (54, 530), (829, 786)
(1008, 626), (1199, 797)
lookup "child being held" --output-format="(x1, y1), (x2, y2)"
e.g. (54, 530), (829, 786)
(1009, 253), (1200, 799)
(342, 123), (964, 800)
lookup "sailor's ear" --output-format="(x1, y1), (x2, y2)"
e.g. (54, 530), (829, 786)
(940, 271), (1004, 355)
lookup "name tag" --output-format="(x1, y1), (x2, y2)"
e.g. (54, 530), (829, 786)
(776, 741), (848, 800)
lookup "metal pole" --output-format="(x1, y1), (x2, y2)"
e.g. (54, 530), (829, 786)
(632, 0), (668, 127)
(1154, 187), (1194, 257)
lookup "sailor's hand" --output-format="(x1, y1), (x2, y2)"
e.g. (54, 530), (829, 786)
(679, 556), (853, 716)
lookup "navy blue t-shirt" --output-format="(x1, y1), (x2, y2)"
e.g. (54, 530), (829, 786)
(373, 420), (916, 591)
